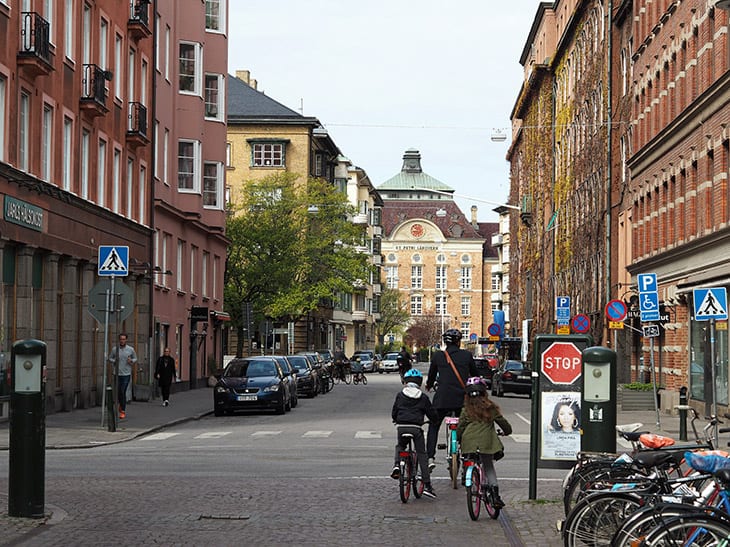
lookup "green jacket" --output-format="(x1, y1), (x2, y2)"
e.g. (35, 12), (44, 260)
(456, 407), (512, 455)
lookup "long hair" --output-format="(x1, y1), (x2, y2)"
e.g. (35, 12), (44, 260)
(463, 391), (500, 423)
(549, 398), (581, 431)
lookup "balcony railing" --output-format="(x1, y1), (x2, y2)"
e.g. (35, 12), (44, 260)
(80, 64), (110, 115)
(127, 102), (149, 146)
(18, 12), (53, 76)
(128, 0), (152, 39)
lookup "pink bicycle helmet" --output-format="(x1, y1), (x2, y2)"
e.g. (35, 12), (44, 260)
(466, 376), (487, 396)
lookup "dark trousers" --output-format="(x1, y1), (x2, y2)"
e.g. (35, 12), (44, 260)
(118, 375), (131, 411)
(394, 425), (431, 484)
(160, 382), (171, 401)
(426, 407), (462, 459)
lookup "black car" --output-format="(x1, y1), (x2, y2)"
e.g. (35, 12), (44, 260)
(474, 354), (500, 387)
(213, 357), (292, 415)
(286, 354), (319, 398)
(272, 355), (299, 409)
(491, 359), (532, 397)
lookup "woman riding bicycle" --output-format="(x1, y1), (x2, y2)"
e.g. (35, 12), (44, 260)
(457, 376), (512, 508)
(333, 349), (348, 381)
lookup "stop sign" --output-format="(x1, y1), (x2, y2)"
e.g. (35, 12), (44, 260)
(541, 341), (582, 385)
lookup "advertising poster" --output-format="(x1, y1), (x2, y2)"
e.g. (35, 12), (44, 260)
(540, 391), (581, 461)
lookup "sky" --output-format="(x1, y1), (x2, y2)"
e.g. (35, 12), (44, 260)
(227, 1), (542, 221)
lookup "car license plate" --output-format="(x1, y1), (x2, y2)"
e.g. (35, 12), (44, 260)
(237, 394), (256, 402)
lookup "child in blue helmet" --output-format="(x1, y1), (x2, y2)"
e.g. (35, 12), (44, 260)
(391, 368), (439, 498)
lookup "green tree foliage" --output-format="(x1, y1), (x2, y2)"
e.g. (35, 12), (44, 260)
(225, 173), (370, 351)
(374, 288), (411, 349)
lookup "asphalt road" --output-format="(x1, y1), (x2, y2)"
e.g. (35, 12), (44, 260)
(0, 369), (566, 546)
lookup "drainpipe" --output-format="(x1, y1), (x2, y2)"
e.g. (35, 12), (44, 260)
(606, 1), (614, 307)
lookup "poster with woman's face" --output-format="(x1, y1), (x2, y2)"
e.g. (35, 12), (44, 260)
(540, 391), (581, 461)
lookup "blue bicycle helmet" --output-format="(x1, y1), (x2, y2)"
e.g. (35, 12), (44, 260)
(403, 368), (423, 385)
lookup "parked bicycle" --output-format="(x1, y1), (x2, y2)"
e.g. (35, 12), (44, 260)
(436, 415), (461, 489)
(463, 449), (501, 520)
(395, 426), (426, 503)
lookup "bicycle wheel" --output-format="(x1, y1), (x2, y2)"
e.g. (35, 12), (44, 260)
(362, 374), (368, 385)
(563, 461), (641, 516)
(485, 485), (500, 520)
(399, 455), (412, 503)
(611, 503), (720, 547)
(344, 367), (352, 384)
(326, 374), (334, 392)
(466, 466), (481, 521)
(412, 454), (424, 498)
(449, 451), (460, 489)
(641, 513), (730, 546)
(562, 492), (643, 547)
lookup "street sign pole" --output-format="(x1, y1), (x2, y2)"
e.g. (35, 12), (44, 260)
(649, 336), (660, 430)
(100, 276), (117, 431)
(711, 318), (717, 442)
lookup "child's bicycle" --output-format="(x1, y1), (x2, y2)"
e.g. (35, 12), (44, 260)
(463, 450), (501, 520)
(437, 415), (461, 489)
(351, 359), (367, 385)
(395, 425), (426, 503)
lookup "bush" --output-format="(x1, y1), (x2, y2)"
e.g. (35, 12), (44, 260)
(621, 382), (660, 391)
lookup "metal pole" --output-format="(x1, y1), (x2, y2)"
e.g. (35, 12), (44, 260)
(710, 318), (718, 442)
(101, 282), (111, 428)
(528, 370), (539, 500)
(650, 336), (660, 430)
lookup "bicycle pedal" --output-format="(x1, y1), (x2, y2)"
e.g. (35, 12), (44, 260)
(437, 443), (446, 450)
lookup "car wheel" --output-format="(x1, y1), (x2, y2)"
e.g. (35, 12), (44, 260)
(491, 383), (498, 397)
(292, 393), (298, 408)
(497, 383), (504, 397)
(214, 407), (223, 417)
(276, 397), (286, 415)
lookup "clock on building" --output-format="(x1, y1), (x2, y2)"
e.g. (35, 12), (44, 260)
(410, 223), (425, 238)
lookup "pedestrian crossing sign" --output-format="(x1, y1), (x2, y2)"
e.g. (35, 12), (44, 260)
(693, 287), (728, 321)
(98, 245), (129, 276)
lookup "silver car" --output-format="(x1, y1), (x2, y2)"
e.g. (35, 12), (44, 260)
(380, 352), (400, 373)
(351, 350), (377, 372)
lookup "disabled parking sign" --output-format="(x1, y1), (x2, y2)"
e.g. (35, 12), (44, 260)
(637, 273), (659, 322)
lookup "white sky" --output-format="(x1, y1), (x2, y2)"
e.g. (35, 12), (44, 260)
(227, 1), (542, 221)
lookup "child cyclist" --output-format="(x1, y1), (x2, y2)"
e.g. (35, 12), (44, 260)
(456, 376), (512, 508)
(391, 368), (439, 498)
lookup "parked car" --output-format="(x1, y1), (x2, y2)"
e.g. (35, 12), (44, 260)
(272, 355), (299, 409)
(297, 352), (331, 393)
(317, 349), (334, 365)
(381, 352), (400, 373)
(474, 354), (500, 387)
(351, 350), (378, 373)
(491, 359), (532, 397)
(286, 354), (319, 397)
(214, 357), (292, 416)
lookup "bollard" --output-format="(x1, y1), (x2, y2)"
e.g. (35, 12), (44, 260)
(677, 386), (688, 442)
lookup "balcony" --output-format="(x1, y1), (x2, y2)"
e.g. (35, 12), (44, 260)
(128, 0), (152, 40)
(491, 233), (503, 246)
(126, 102), (149, 148)
(352, 310), (367, 322)
(17, 12), (53, 77)
(80, 64), (110, 117)
(351, 213), (368, 224)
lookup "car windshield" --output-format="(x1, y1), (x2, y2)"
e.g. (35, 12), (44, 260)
(287, 356), (308, 369)
(224, 359), (277, 378)
(505, 361), (523, 371)
(386, 353), (399, 360)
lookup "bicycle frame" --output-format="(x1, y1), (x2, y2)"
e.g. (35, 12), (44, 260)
(444, 416), (461, 489)
(463, 455), (499, 520)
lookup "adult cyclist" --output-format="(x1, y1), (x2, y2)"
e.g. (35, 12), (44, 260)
(333, 348), (348, 382)
(397, 346), (412, 380)
(424, 328), (478, 470)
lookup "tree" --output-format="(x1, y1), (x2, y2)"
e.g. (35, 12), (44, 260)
(374, 288), (411, 349)
(225, 173), (370, 355)
(406, 314), (442, 351)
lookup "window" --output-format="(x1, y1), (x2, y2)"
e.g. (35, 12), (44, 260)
(203, 161), (222, 208)
(190, 246), (197, 293)
(202, 251), (209, 297)
(127, 47), (136, 103)
(154, 15), (160, 70)
(62, 116), (73, 191)
(99, 19), (108, 69)
(0, 76), (6, 162)
(460, 323), (470, 340)
(176, 239), (183, 291)
(385, 265), (398, 289)
(82, 3), (90, 65)
(204, 74), (223, 119)
(410, 295), (422, 316)
(42, 104), (53, 181)
(19, 91), (30, 171)
(436, 265), (447, 290)
(205, 0), (225, 31)
(213, 256), (220, 300)
(436, 294), (447, 316)
(411, 265), (422, 289)
(251, 142), (285, 167)
(97, 139), (106, 207)
(126, 157), (134, 218)
(114, 34), (123, 98)
(140, 59), (148, 105)
(64, 0), (74, 60)
(80, 129), (90, 198)
(164, 25), (170, 81)
(178, 139), (200, 191)
(460, 267), (472, 290)
(315, 154), (323, 176)
(179, 42), (201, 94)
(112, 149), (121, 213)
(163, 128), (169, 183)
(138, 165), (146, 224)
(43, 0), (54, 43)
(461, 296), (471, 316)
(161, 233), (170, 288)
(491, 273), (500, 291)
(153, 121), (159, 177)
(225, 142), (232, 168)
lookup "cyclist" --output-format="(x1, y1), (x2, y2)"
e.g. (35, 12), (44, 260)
(425, 328), (478, 470)
(391, 368), (438, 499)
(457, 376), (512, 508)
(397, 346), (412, 379)
(333, 348), (348, 381)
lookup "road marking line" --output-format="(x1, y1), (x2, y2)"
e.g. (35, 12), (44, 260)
(194, 432), (232, 439)
(251, 431), (282, 437)
(141, 432), (180, 441)
(509, 434), (530, 443)
(514, 412), (530, 425)
(355, 431), (382, 439)
(303, 430), (333, 438)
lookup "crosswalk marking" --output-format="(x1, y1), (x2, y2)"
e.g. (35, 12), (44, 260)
(194, 432), (232, 439)
(251, 431), (282, 437)
(141, 432), (180, 441)
(355, 431), (382, 439)
(302, 430), (333, 438)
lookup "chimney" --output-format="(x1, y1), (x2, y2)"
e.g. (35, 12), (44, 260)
(235, 70), (257, 89)
(471, 205), (478, 228)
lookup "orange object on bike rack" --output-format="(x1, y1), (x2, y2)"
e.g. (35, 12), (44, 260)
(639, 433), (675, 448)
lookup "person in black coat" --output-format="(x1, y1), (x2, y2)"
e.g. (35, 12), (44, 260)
(155, 347), (176, 406)
(425, 329), (478, 469)
(397, 346), (412, 378)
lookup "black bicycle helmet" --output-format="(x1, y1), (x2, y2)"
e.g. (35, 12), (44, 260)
(442, 328), (463, 345)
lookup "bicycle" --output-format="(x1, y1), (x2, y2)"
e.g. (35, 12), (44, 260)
(437, 415), (461, 489)
(333, 362), (351, 385)
(351, 361), (367, 385)
(464, 450), (501, 520)
(395, 425), (426, 503)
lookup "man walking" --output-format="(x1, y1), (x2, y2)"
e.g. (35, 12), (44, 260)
(155, 347), (176, 406)
(109, 333), (137, 419)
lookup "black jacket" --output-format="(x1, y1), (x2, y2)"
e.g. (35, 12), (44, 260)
(425, 346), (478, 409)
(392, 385), (438, 426)
(155, 355), (176, 386)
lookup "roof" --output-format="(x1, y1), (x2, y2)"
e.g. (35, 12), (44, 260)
(381, 200), (483, 240)
(227, 74), (318, 124)
(377, 149), (453, 192)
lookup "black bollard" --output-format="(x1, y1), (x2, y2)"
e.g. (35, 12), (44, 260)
(678, 386), (688, 442)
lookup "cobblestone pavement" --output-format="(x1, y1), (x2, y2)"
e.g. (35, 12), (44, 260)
(0, 387), (681, 546)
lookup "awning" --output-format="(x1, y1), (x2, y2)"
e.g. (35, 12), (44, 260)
(677, 263), (730, 293)
(210, 311), (231, 322)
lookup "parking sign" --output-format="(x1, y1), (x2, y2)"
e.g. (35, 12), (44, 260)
(637, 273), (659, 322)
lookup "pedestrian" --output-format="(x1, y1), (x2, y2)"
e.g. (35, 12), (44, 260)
(397, 345), (412, 379)
(425, 328), (477, 470)
(155, 347), (176, 407)
(456, 376), (512, 508)
(391, 368), (439, 498)
(108, 333), (138, 420)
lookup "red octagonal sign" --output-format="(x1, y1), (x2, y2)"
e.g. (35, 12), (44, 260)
(541, 341), (582, 385)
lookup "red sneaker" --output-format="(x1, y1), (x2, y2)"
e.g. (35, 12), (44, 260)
(119, 410), (126, 419)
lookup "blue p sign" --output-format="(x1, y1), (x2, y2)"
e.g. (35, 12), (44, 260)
(638, 273), (657, 293)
